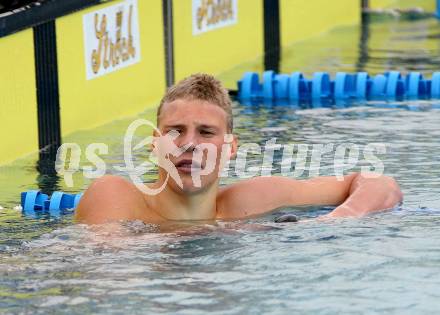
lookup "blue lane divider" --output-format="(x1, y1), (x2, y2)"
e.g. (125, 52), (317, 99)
(237, 71), (440, 102)
(432, 72), (440, 98)
(21, 190), (83, 216)
(288, 72), (309, 101)
(312, 72), (331, 99)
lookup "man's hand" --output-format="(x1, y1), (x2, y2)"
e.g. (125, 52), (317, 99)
(326, 173), (403, 218)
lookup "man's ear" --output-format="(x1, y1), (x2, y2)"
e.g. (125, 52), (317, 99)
(151, 128), (160, 151)
(229, 134), (238, 159)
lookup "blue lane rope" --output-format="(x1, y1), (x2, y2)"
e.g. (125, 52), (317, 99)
(237, 71), (440, 102)
(21, 191), (83, 216)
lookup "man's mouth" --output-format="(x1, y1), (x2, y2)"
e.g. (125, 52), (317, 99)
(175, 159), (202, 173)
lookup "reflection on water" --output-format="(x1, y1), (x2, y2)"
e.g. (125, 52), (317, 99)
(281, 14), (440, 76)
(2, 212), (440, 314)
(1, 15), (440, 315)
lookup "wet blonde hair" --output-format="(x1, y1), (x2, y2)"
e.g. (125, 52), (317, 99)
(157, 73), (233, 132)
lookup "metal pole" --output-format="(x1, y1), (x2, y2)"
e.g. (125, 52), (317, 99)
(162, 0), (175, 88)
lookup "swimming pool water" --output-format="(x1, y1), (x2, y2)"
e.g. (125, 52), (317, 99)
(2, 15), (440, 314)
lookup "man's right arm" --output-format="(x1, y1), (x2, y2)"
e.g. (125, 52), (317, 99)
(75, 175), (147, 224)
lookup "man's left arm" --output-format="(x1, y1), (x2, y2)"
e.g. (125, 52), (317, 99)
(218, 173), (403, 219)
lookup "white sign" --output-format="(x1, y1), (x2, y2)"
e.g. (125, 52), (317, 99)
(192, 0), (238, 35)
(83, 0), (141, 80)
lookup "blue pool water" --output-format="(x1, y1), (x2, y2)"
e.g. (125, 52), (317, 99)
(2, 15), (440, 314)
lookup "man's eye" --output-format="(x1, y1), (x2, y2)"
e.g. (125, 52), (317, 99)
(200, 130), (215, 136)
(166, 129), (181, 136)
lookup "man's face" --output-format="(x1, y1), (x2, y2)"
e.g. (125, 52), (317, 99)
(155, 98), (237, 194)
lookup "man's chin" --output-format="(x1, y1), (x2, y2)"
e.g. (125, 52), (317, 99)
(180, 183), (208, 195)
(168, 179), (214, 195)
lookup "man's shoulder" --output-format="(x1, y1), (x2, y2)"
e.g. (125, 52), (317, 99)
(75, 175), (154, 224)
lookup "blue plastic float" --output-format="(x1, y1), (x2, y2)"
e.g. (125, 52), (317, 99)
(21, 190), (83, 216)
(237, 71), (440, 102)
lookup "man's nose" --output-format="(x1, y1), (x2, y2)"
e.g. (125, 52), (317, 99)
(177, 131), (198, 152)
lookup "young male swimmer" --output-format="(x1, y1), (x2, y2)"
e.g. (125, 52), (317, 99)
(75, 74), (403, 224)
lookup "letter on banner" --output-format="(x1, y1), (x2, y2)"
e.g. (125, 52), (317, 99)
(193, 0), (238, 35)
(83, 0), (141, 80)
